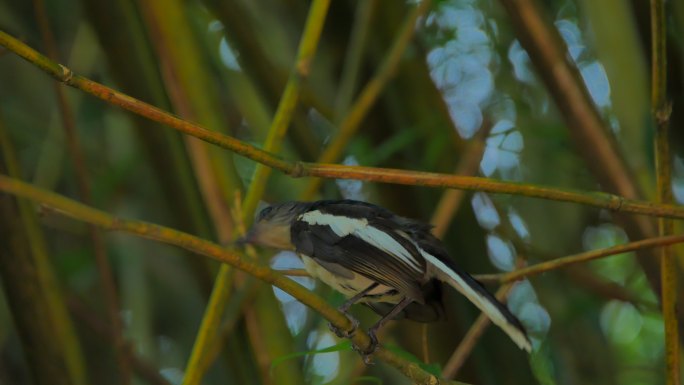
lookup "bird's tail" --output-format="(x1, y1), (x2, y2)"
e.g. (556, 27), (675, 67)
(420, 250), (532, 352)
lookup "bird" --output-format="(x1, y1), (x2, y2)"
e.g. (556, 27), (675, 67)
(241, 199), (531, 358)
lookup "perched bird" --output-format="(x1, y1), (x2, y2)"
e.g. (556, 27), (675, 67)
(242, 199), (531, 356)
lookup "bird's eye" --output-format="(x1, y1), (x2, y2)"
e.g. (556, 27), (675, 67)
(257, 206), (273, 221)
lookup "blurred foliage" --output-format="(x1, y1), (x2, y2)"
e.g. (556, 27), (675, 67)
(0, 0), (682, 384)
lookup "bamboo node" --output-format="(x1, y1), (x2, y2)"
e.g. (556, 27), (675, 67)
(290, 161), (306, 178)
(58, 64), (73, 84)
(655, 101), (673, 126)
(296, 59), (311, 77)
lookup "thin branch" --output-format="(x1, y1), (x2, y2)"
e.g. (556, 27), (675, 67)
(498, 0), (682, 345)
(650, 0), (679, 382)
(67, 297), (171, 385)
(31, 1), (130, 382)
(0, 111), (86, 385)
(0, 175), (468, 385)
(2, 30), (684, 221)
(200, 279), (259, 379)
(185, 1), (330, 383)
(563, 266), (658, 312)
(430, 123), (490, 238)
(497, 0), (644, 204)
(275, 268), (310, 277)
(242, 0), (331, 217)
(181, 259), (235, 385)
(303, 163), (684, 219)
(448, 231), (676, 376)
(474, 234), (684, 283)
(302, 0), (432, 199)
(334, 0), (377, 119)
(442, 284), (515, 379)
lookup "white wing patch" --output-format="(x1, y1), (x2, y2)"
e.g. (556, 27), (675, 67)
(299, 210), (423, 272)
(354, 226), (422, 272)
(417, 246), (532, 352)
(300, 210), (367, 236)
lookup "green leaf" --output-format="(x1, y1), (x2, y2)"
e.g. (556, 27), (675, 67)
(269, 341), (353, 374)
(384, 344), (442, 376)
(352, 376), (383, 384)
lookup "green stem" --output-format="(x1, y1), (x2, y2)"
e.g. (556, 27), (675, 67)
(475, 234), (684, 283)
(184, 1), (330, 384)
(650, 0), (679, 383)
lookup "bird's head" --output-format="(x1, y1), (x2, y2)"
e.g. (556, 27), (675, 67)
(240, 201), (312, 250)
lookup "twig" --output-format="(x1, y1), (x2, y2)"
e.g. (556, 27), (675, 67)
(474, 234), (684, 283)
(563, 266), (658, 312)
(430, 122), (491, 238)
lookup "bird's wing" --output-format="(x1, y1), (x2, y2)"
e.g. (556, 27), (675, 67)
(292, 202), (427, 301)
(295, 200), (531, 352)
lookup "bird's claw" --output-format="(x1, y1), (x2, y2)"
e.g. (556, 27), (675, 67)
(328, 313), (380, 364)
(352, 330), (379, 365)
(328, 313), (360, 339)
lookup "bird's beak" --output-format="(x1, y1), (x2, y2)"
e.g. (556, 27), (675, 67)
(236, 228), (257, 246)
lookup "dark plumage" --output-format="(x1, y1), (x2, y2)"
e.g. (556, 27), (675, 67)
(243, 199), (531, 353)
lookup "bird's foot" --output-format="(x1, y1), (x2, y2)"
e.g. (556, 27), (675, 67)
(329, 313), (380, 364)
(352, 330), (379, 365)
(328, 313), (360, 339)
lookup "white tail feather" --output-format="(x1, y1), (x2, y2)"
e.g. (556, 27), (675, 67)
(419, 250), (532, 352)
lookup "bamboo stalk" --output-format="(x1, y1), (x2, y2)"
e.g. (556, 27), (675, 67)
(334, 0), (377, 119)
(2, 30), (684, 220)
(80, 0), (217, 298)
(32, 1), (130, 382)
(0, 119), (86, 385)
(183, 1), (330, 384)
(301, 0), (432, 199)
(650, 0), (679, 382)
(430, 123), (490, 238)
(442, 284), (515, 379)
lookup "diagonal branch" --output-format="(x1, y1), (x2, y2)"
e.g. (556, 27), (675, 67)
(497, 0), (681, 338)
(442, 284), (515, 379)
(302, 0), (432, 198)
(472, 234), (684, 283)
(184, 1), (330, 384)
(0, 174), (469, 385)
(1, 30), (684, 220)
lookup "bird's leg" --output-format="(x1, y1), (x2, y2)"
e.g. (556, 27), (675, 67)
(340, 282), (379, 312)
(353, 296), (414, 364)
(329, 282), (379, 338)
